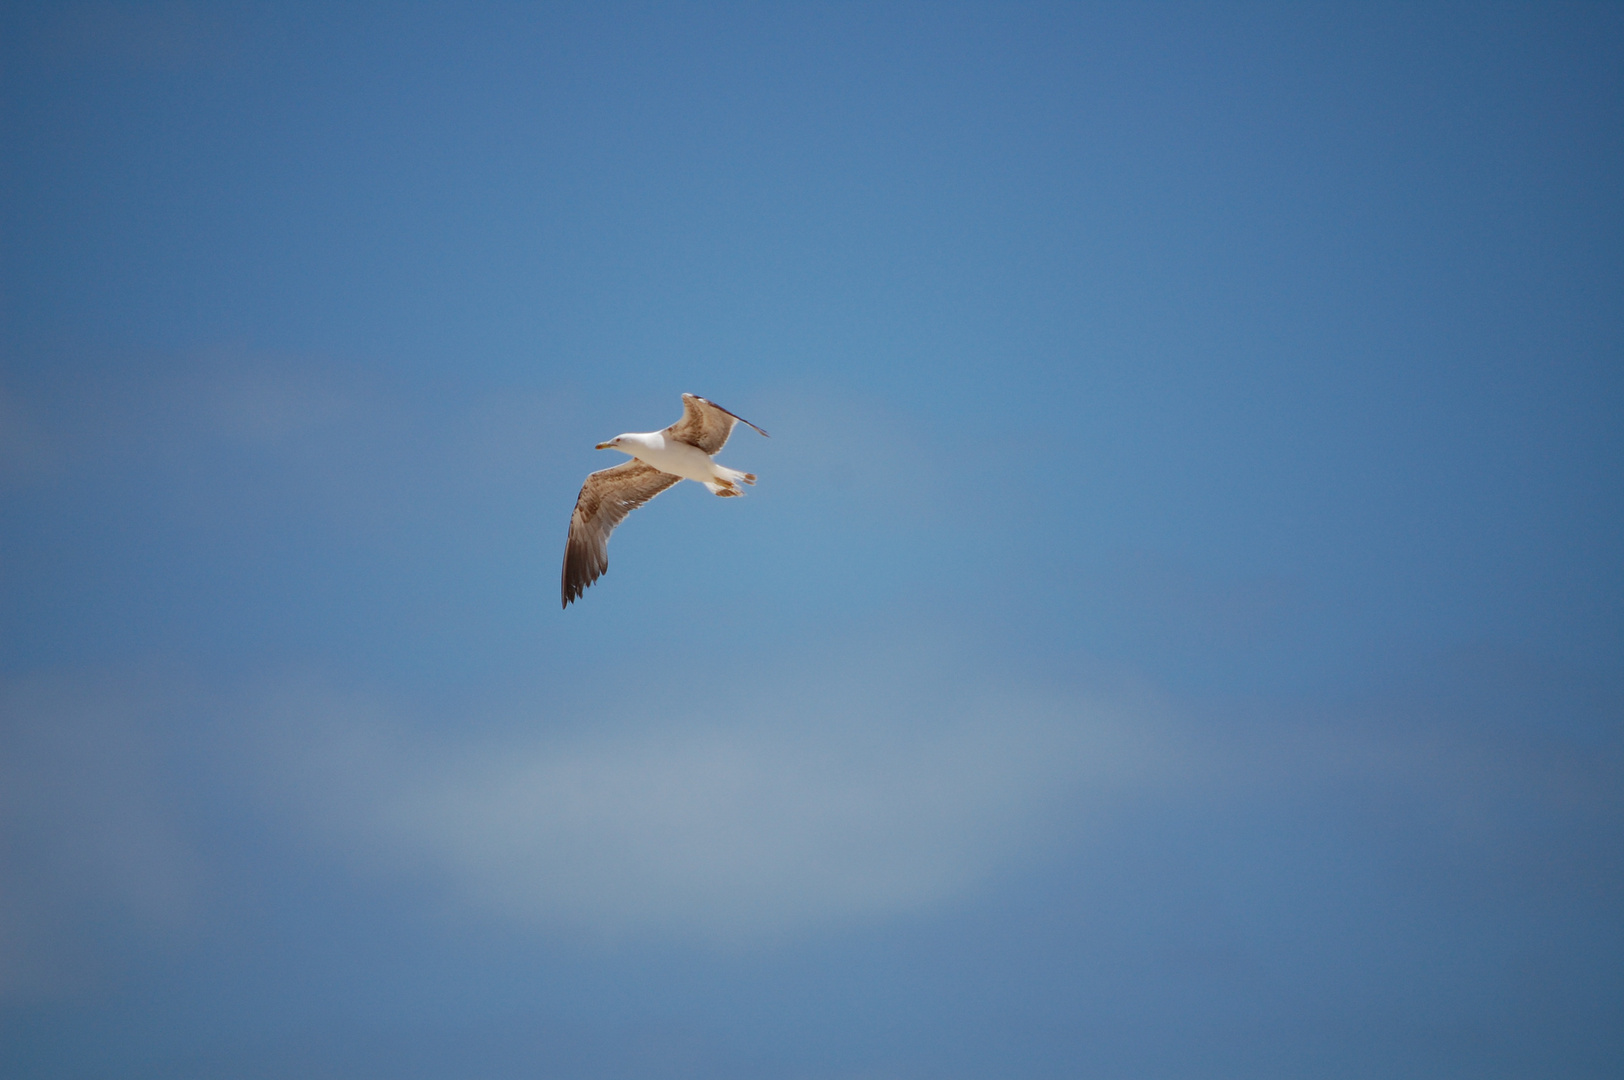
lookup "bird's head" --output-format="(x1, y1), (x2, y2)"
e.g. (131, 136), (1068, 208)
(595, 435), (628, 451)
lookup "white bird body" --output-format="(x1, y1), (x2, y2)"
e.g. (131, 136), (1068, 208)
(603, 430), (732, 487)
(562, 394), (769, 607)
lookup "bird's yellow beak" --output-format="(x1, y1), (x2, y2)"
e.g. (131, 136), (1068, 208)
(595, 442), (614, 450)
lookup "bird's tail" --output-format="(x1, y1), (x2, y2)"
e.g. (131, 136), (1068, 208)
(704, 467), (756, 498)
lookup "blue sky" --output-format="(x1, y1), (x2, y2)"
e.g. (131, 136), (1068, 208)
(2, 3), (1621, 1077)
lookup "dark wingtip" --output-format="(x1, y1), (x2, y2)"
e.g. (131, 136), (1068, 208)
(697, 394), (770, 438)
(561, 562), (602, 609)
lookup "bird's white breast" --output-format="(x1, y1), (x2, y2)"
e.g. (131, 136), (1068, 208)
(626, 432), (716, 483)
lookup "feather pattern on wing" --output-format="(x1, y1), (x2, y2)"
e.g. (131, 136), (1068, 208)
(664, 393), (770, 455)
(561, 459), (681, 607)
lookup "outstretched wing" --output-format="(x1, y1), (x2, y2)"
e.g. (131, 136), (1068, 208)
(561, 459), (682, 607)
(664, 393), (770, 455)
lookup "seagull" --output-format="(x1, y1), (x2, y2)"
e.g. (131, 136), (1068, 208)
(562, 393), (769, 608)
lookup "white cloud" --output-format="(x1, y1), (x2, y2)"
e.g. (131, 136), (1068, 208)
(0, 382), (57, 484)
(0, 675), (205, 999)
(30, 1), (241, 74)
(198, 358), (354, 446)
(243, 641), (1623, 946)
(258, 658), (1179, 944)
(4, 646), (1612, 973)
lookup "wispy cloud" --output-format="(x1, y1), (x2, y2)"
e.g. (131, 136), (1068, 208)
(3, 642), (1616, 985)
(249, 642), (1624, 945)
(0, 383), (55, 485)
(0, 674), (205, 1000)
(26, 1), (243, 75)
(258, 654), (1178, 943)
(2, 350), (575, 530)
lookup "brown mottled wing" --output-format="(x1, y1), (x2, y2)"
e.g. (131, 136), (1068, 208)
(663, 393), (770, 454)
(561, 459), (681, 607)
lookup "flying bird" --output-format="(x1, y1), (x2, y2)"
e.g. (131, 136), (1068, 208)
(562, 393), (769, 607)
